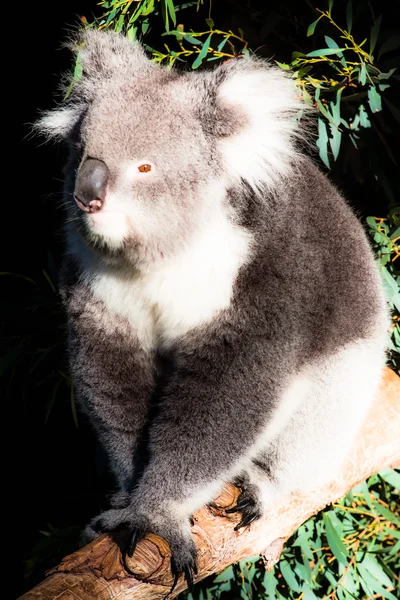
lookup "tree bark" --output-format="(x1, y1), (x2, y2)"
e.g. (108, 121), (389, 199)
(20, 367), (400, 600)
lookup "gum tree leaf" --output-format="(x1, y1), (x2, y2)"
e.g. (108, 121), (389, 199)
(368, 86), (382, 112)
(316, 118), (331, 168)
(323, 512), (349, 566)
(184, 34), (202, 45)
(325, 35), (343, 56)
(307, 17), (322, 37)
(329, 123), (342, 160)
(346, 0), (353, 32)
(370, 15), (382, 55)
(361, 555), (395, 589)
(307, 47), (346, 57)
(165, 0), (176, 27)
(280, 559), (301, 592)
(359, 105), (371, 128)
(192, 34), (211, 68)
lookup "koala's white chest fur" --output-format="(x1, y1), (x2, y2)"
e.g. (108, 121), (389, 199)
(88, 215), (251, 350)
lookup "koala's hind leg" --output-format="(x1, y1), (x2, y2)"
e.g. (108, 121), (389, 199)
(230, 338), (385, 527)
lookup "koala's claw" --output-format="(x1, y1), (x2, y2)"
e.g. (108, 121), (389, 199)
(235, 511), (260, 530)
(171, 551), (198, 592)
(126, 526), (146, 558)
(226, 486), (262, 531)
(226, 498), (254, 513)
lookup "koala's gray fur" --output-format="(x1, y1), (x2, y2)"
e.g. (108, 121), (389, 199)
(38, 30), (388, 585)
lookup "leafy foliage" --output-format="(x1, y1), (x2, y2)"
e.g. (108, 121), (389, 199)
(277, 6), (397, 169)
(366, 216), (399, 373)
(181, 470), (400, 600)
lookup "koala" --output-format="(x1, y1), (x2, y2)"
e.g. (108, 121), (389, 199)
(38, 30), (388, 588)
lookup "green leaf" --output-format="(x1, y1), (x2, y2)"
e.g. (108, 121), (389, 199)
(329, 123), (342, 161)
(370, 15), (382, 55)
(330, 87), (344, 125)
(376, 68), (397, 80)
(389, 227), (400, 241)
(361, 555), (396, 589)
(325, 35), (343, 55)
(302, 587), (319, 599)
(368, 86), (382, 112)
(307, 17), (322, 37)
(358, 564), (397, 600)
(292, 51), (307, 59)
(165, 0), (176, 27)
(192, 34), (211, 69)
(323, 512), (349, 566)
(307, 47), (346, 57)
(205, 17), (214, 29)
(359, 105), (371, 128)
(346, 0), (353, 32)
(183, 34), (202, 45)
(217, 38), (228, 52)
(276, 61), (291, 70)
(280, 559), (301, 592)
(328, 0), (334, 12)
(359, 62), (367, 85)
(316, 118), (331, 168)
(373, 493), (400, 526)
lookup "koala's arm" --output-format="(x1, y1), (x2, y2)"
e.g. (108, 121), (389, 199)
(60, 256), (155, 495)
(132, 329), (285, 516)
(87, 304), (289, 576)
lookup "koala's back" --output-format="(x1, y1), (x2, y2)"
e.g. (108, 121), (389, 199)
(241, 158), (387, 364)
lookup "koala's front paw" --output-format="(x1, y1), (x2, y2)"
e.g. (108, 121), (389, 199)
(226, 484), (263, 530)
(82, 506), (198, 590)
(125, 512), (198, 591)
(81, 506), (133, 546)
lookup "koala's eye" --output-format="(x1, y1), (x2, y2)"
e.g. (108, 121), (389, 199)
(138, 164), (152, 173)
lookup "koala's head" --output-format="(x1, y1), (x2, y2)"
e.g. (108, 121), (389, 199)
(38, 31), (305, 267)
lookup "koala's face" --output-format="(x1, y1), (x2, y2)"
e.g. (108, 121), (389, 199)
(39, 31), (304, 267)
(70, 75), (216, 265)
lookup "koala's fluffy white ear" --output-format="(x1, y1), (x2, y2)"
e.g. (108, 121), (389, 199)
(76, 29), (152, 80)
(35, 105), (84, 140)
(207, 59), (309, 190)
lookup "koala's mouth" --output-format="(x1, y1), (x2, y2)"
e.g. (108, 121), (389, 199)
(83, 210), (130, 248)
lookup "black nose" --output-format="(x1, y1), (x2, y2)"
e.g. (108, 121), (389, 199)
(74, 158), (109, 213)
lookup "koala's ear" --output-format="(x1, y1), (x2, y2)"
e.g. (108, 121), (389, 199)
(35, 104), (85, 141)
(202, 59), (308, 190)
(75, 29), (152, 81)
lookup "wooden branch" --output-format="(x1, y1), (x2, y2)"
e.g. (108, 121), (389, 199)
(20, 367), (400, 600)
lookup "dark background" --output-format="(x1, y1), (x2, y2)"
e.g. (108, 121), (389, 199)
(10, 0), (399, 595)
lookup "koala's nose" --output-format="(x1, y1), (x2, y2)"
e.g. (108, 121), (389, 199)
(74, 158), (109, 213)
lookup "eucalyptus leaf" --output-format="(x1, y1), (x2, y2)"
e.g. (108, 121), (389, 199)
(307, 17), (322, 37)
(307, 47), (346, 57)
(370, 15), (382, 55)
(316, 118), (331, 168)
(328, 123), (342, 161)
(368, 86), (382, 112)
(346, 0), (353, 32)
(192, 34), (211, 69)
(323, 512), (349, 566)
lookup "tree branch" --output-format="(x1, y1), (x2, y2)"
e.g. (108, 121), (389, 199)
(20, 367), (400, 600)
